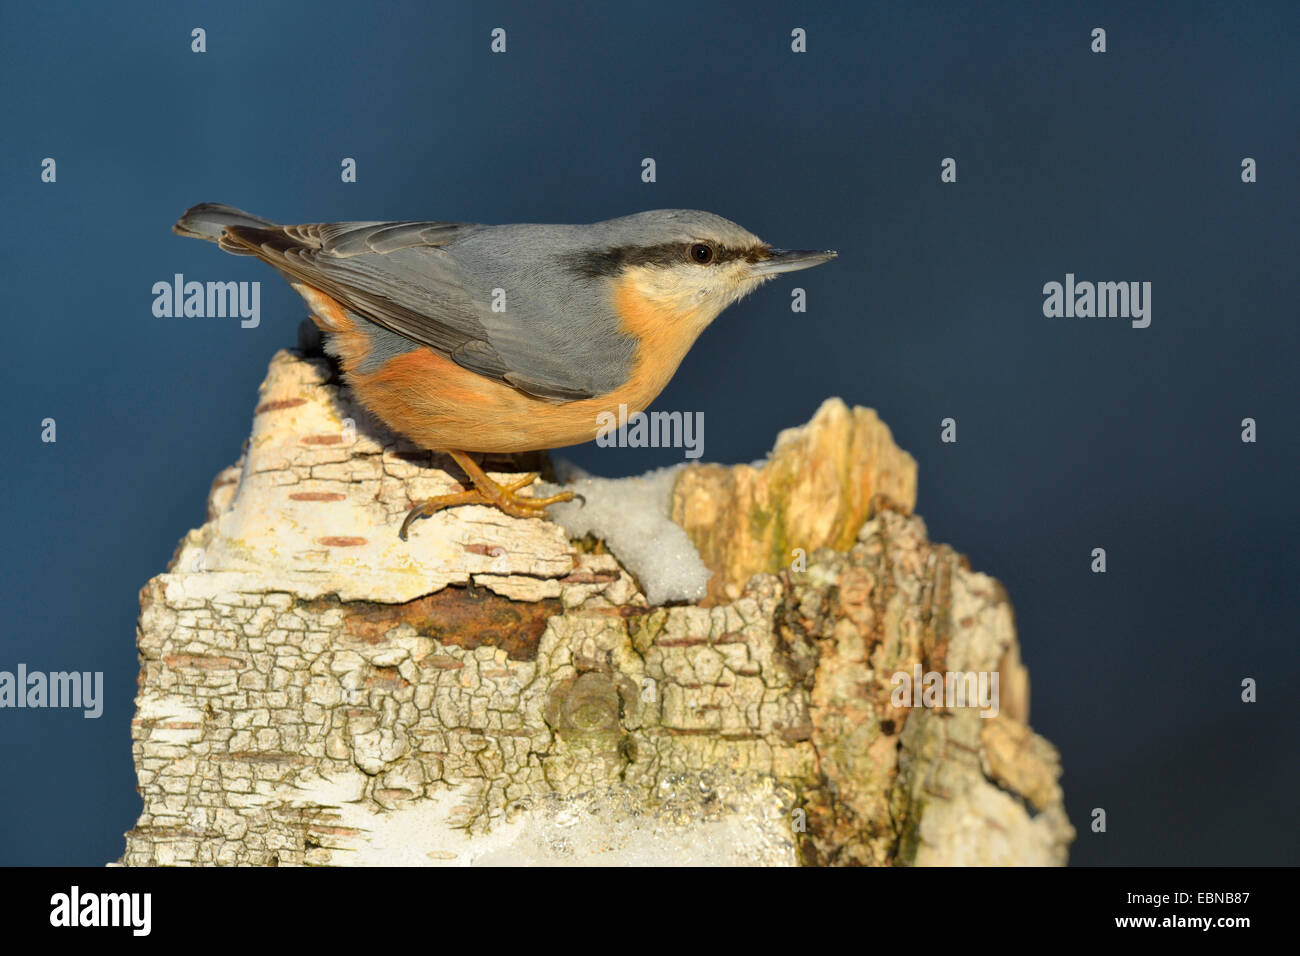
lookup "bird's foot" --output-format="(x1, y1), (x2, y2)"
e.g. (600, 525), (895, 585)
(399, 466), (574, 540)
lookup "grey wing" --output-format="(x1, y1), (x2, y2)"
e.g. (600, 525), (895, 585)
(221, 220), (596, 401)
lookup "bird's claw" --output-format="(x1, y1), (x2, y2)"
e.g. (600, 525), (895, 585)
(399, 473), (576, 539)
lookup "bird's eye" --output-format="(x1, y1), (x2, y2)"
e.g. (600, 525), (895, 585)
(688, 242), (715, 265)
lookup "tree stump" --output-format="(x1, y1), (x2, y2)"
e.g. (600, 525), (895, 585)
(120, 349), (1073, 866)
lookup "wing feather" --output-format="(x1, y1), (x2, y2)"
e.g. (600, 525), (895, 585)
(222, 221), (597, 401)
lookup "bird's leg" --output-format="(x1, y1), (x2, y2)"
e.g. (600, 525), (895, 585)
(399, 449), (575, 539)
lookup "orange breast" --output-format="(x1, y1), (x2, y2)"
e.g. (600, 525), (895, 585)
(300, 279), (705, 453)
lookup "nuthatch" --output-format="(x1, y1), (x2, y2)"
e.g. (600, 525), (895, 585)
(175, 204), (836, 538)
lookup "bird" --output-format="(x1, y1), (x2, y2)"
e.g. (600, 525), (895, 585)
(174, 203), (836, 538)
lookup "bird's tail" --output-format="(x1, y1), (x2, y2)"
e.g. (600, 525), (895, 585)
(174, 203), (277, 245)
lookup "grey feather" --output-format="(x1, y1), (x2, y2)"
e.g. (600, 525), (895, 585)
(174, 203), (277, 241)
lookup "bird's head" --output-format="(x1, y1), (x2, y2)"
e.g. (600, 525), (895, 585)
(569, 210), (837, 335)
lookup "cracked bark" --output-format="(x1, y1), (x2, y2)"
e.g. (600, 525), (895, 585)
(119, 349), (1073, 866)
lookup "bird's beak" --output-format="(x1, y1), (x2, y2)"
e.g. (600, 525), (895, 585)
(750, 248), (838, 277)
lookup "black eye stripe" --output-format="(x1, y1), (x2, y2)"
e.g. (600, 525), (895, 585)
(566, 242), (771, 277)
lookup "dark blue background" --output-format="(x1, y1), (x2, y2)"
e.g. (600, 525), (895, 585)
(2, 0), (1296, 865)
